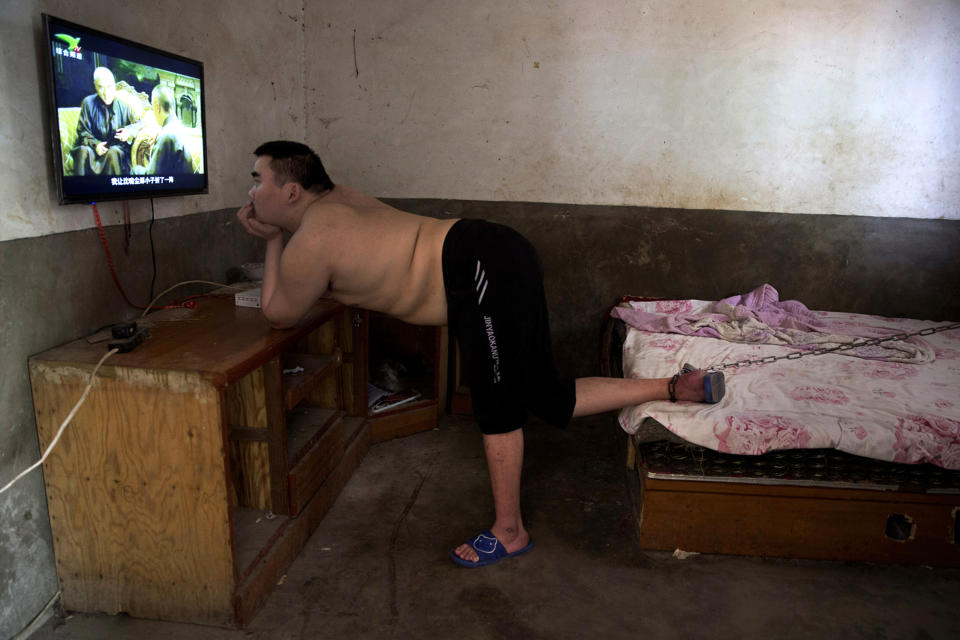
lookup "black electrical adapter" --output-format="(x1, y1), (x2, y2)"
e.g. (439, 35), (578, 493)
(111, 322), (138, 339)
(108, 327), (149, 352)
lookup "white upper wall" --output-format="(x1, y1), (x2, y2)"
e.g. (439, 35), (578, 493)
(1, 1), (957, 242)
(307, 0), (960, 219)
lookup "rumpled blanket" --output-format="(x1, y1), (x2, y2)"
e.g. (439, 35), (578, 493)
(614, 286), (960, 469)
(611, 284), (934, 364)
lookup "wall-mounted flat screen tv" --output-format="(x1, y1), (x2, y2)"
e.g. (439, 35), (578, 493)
(43, 13), (208, 204)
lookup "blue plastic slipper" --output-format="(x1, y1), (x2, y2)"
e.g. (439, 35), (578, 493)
(450, 530), (535, 568)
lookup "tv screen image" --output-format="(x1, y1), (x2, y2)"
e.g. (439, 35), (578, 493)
(43, 14), (208, 204)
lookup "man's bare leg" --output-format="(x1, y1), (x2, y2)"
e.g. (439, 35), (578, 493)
(572, 370), (713, 417)
(453, 428), (529, 563)
(453, 370), (718, 564)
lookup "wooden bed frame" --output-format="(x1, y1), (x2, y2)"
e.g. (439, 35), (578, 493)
(601, 313), (960, 567)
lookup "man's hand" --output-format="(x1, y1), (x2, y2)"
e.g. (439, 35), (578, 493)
(95, 141), (108, 156)
(236, 201), (282, 240)
(115, 127), (132, 142)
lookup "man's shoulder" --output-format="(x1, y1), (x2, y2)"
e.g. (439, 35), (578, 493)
(297, 201), (354, 240)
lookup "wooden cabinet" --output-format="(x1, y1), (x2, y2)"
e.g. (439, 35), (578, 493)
(29, 297), (369, 628)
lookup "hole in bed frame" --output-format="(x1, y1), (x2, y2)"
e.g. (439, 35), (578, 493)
(884, 514), (915, 542)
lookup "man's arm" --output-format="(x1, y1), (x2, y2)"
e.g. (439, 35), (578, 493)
(261, 227), (331, 328)
(237, 203), (331, 329)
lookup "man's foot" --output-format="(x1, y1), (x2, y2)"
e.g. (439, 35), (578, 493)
(450, 529), (534, 568)
(670, 365), (725, 403)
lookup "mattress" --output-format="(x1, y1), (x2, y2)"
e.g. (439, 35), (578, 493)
(611, 285), (960, 470)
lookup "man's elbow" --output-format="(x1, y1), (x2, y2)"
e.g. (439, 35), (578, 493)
(263, 304), (301, 330)
(267, 318), (297, 330)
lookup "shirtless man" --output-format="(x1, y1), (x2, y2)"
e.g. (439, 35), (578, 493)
(237, 141), (725, 568)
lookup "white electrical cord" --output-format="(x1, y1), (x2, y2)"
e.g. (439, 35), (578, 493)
(139, 279), (244, 319)
(0, 348), (119, 497)
(11, 589), (61, 640)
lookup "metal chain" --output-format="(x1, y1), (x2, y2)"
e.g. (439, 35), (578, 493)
(704, 322), (960, 373)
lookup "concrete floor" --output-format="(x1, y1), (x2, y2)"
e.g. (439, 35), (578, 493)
(31, 413), (960, 640)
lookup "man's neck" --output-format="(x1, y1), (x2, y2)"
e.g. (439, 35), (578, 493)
(282, 189), (328, 232)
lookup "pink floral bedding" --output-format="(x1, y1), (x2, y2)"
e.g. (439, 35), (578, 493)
(615, 288), (960, 469)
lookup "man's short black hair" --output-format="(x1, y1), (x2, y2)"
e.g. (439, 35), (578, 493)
(254, 140), (334, 193)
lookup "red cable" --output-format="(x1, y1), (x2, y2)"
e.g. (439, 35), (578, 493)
(92, 203), (198, 312)
(93, 202), (140, 309)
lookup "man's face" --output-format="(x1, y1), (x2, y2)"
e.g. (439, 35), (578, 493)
(249, 156), (286, 222)
(94, 75), (115, 105)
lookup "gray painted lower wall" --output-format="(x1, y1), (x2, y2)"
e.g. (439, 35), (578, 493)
(1, 201), (958, 636)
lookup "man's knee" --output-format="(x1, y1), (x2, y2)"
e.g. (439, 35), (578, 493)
(475, 408), (525, 435)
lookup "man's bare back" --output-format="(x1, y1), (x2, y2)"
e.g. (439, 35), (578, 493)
(306, 186), (458, 326)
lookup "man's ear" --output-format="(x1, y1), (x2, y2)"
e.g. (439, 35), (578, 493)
(284, 182), (301, 203)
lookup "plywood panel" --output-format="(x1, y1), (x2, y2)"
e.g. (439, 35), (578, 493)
(30, 362), (235, 625)
(228, 440), (271, 511)
(226, 367), (267, 427)
(225, 367), (271, 510)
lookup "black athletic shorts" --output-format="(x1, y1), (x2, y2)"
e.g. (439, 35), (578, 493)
(441, 219), (576, 435)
